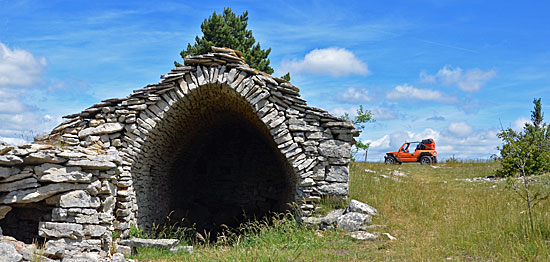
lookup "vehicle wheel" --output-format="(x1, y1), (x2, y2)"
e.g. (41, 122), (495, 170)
(420, 156), (432, 165)
(385, 156), (397, 165)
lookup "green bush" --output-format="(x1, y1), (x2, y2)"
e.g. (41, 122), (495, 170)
(496, 98), (550, 177)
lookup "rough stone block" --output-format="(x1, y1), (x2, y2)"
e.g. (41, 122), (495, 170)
(326, 166), (349, 183)
(78, 123), (124, 138)
(59, 190), (101, 208)
(0, 183), (88, 204)
(35, 164), (92, 183)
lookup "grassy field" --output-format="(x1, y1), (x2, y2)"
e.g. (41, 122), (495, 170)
(131, 162), (550, 261)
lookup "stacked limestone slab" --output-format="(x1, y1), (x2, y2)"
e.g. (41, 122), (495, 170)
(0, 47), (359, 257)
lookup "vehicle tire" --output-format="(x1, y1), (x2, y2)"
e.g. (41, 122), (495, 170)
(385, 156), (397, 165)
(420, 156), (432, 165)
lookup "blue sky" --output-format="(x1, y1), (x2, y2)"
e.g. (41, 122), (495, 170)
(0, 0), (548, 160)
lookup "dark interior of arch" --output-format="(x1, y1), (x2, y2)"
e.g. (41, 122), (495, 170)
(133, 84), (296, 236)
(0, 202), (52, 244)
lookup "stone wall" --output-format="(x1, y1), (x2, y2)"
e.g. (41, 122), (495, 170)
(0, 47), (358, 256)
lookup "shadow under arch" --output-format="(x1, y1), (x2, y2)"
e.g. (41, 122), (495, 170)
(130, 83), (297, 235)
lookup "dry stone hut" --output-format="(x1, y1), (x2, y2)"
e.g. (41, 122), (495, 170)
(0, 47), (358, 255)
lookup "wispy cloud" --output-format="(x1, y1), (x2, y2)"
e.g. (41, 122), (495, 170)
(419, 71), (436, 83)
(0, 89), (28, 113)
(434, 65), (496, 92)
(386, 84), (456, 103)
(336, 87), (371, 103)
(427, 116), (446, 121)
(371, 106), (398, 120)
(446, 121), (473, 137)
(279, 48), (369, 77)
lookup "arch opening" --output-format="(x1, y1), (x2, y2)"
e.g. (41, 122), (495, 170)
(0, 203), (52, 244)
(131, 84), (296, 235)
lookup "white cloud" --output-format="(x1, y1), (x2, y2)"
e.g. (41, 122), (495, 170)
(436, 65), (496, 92)
(329, 106), (357, 119)
(0, 136), (27, 145)
(419, 71), (436, 83)
(0, 43), (60, 144)
(446, 121), (474, 137)
(371, 106), (397, 120)
(512, 116), (530, 131)
(0, 89), (29, 113)
(0, 43), (47, 87)
(386, 84), (456, 102)
(337, 87), (371, 103)
(0, 112), (59, 144)
(279, 48), (369, 77)
(365, 135), (390, 150)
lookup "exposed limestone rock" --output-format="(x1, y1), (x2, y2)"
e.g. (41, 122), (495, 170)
(381, 232), (397, 240)
(0, 170), (32, 183)
(0, 143), (13, 155)
(65, 160), (116, 170)
(43, 239), (66, 259)
(326, 166), (349, 182)
(59, 190), (101, 208)
(318, 183), (348, 196)
(0, 167), (19, 179)
(337, 212), (372, 232)
(38, 222), (83, 239)
(321, 209), (346, 225)
(0, 177), (39, 192)
(119, 238), (179, 249)
(78, 123), (124, 138)
(23, 152), (67, 165)
(52, 208), (100, 224)
(0, 183), (88, 204)
(346, 199), (378, 216)
(0, 242), (22, 262)
(346, 231), (377, 240)
(35, 164), (92, 183)
(0, 155), (23, 166)
(319, 140), (351, 159)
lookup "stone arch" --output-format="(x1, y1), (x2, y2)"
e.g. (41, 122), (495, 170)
(0, 47), (358, 254)
(125, 73), (301, 232)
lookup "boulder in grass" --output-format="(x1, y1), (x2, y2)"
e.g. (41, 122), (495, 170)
(119, 238), (180, 255)
(346, 231), (377, 240)
(336, 212), (372, 232)
(346, 199), (378, 216)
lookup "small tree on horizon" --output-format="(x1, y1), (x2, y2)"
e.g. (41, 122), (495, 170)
(342, 105), (375, 161)
(175, 8), (274, 75)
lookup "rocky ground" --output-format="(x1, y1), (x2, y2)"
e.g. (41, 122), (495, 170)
(301, 199), (396, 241)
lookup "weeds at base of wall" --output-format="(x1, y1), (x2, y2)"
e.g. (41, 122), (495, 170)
(127, 210), (305, 247)
(30, 238), (47, 262)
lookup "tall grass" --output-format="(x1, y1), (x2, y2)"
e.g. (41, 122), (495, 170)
(349, 162), (550, 261)
(133, 162), (550, 261)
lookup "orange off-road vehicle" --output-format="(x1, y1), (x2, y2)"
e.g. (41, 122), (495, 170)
(384, 138), (438, 165)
